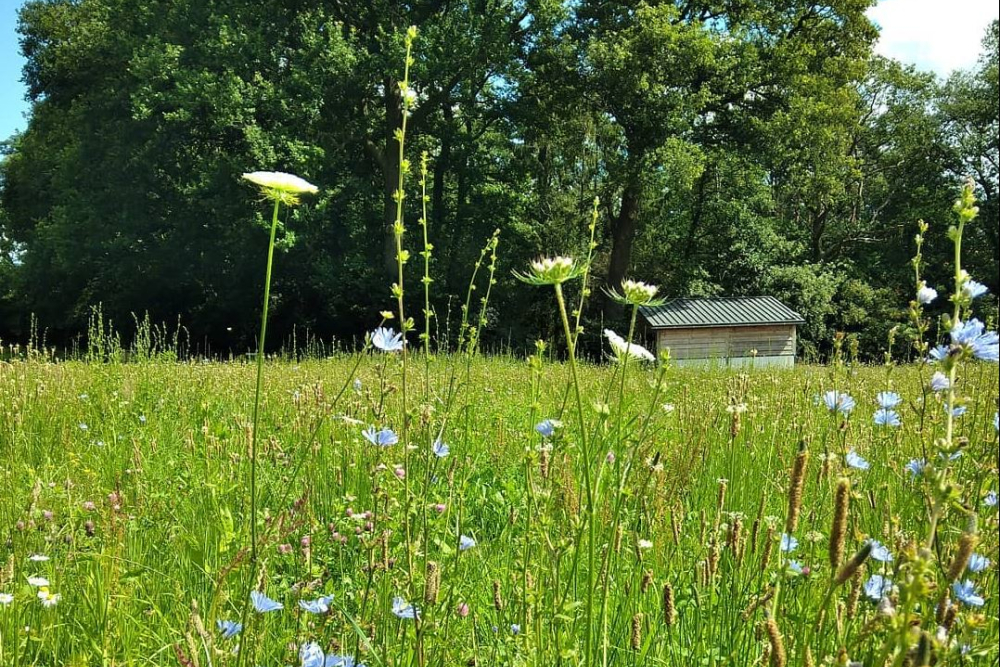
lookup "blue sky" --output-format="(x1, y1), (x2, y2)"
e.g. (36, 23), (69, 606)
(1, 0), (29, 142)
(1, 0), (998, 142)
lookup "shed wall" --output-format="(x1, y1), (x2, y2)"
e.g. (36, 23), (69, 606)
(656, 324), (796, 364)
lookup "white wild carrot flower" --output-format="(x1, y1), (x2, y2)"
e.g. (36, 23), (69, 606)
(604, 329), (655, 363)
(242, 171), (318, 206)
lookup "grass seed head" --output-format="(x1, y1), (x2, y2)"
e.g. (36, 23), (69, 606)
(829, 477), (850, 570)
(784, 443), (809, 534)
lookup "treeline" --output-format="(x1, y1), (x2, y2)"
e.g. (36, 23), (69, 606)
(0, 1), (997, 359)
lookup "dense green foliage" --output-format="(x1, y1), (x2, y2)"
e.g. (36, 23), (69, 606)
(0, 2), (997, 358)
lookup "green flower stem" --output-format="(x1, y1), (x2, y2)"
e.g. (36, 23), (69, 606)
(931, 205), (968, 550)
(553, 282), (596, 664)
(393, 33), (422, 664)
(572, 199), (600, 346)
(600, 303), (638, 667)
(236, 196), (281, 667)
(419, 152), (432, 391)
(251, 197), (281, 563)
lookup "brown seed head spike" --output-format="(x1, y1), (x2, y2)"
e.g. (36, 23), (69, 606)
(835, 542), (872, 586)
(641, 569), (654, 594)
(662, 582), (676, 628)
(829, 477), (850, 570)
(785, 442), (809, 535)
(764, 612), (786, 667)
(424, 561), (440, 605)
(760, 526), (775, 573)
(492, 580), (503, 611)
(946, 519), (979, 583)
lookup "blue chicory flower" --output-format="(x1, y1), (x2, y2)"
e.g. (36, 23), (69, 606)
(864, 575), (893, 602)
(876, 392), (901, 409)
(874, 408), (901, 427)
(299, 595), (334, 614)
(251, 590), (284, 613)
(432, 439), (449, 458)
(950, 319), (999, 362)
(867, 540), (893, 563)
(459, 535), (476, 551)
(363, 426), (399, 447)
(917, 284), (937, 304)
(780, 534), (798, 553)
(300, 642), (365, 667)
(967, 554), (990, 574)
(962, 279), (989, 300)
(216, 619), (242, 638)
(392, 596), (419, 620)
(535, 419), (560, 437)
(930, 372), (950, 392)
(905, 459), (926, 478)
(944, 403), (967, 418)
(846, 449), (870, 471)
(952, 580), (985, 607)
(822, 391), (855, 415)
(928, 345), (949, 363)
(371, 327), (404, 352)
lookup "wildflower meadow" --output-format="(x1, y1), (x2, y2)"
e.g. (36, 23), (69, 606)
(2, 25), (999, 667)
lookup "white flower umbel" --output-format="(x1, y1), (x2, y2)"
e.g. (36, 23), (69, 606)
(604, 329), (655, 363)
(607, 278), (664, 306)
(515, 256), (582, 286)
(242, 171), (318, 206)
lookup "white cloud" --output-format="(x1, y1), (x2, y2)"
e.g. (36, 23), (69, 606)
(868, 0), (998, 76)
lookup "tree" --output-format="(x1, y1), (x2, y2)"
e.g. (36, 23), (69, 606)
(568, 0), (878, 289)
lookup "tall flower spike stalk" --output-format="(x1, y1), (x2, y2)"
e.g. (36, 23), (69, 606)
(572, 197), (601, 346)
(457, 234), (495, 355)
(909, 219), (931, 357)
(908, 220), (934, 438)
(419, 150), (432, 369)
(392, 26), (418, 590)
(471, 230), (501, 357)
(238, 169), (318, 665)
(929, 181), (978, 549)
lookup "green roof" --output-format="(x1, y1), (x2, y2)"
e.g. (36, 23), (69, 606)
(640, 296), (804, 329)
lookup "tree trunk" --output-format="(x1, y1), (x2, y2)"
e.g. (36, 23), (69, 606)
(607, 172), (643, 289)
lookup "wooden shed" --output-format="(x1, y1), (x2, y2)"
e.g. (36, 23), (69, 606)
(639, 296), (804, 368)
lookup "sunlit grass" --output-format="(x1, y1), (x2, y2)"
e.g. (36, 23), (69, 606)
(1, 355), (996, 665)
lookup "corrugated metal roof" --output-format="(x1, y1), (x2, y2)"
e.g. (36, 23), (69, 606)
(640, 296), (804, 329)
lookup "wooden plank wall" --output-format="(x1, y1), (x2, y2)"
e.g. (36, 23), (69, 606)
(656, 325), (796, 361)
